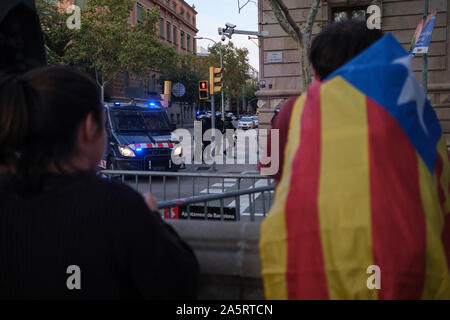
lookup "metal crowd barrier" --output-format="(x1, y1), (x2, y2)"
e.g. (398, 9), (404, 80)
(158, 185), (274, 222)
(100, 170), (275, 221)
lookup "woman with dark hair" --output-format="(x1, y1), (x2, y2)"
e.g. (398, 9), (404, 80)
(0, 66), (198, 299)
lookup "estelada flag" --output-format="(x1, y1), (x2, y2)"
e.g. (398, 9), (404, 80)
(260, 34), (450, 300)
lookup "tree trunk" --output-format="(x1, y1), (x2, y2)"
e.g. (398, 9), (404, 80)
(298, 37), (311, 93)
(266, 0), (321, 93)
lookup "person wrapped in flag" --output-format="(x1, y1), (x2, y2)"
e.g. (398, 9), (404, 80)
(259, 21), (450, 300)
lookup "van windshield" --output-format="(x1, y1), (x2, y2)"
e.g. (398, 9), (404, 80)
(111, 110), (171, 133)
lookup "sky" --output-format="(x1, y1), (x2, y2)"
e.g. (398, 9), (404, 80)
(185, 0), (259, 70)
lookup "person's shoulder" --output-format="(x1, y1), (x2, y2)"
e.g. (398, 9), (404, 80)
(82, 174), (154, 222)
(86, 174), (142, 202)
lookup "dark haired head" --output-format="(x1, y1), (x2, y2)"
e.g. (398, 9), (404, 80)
(0, 66), (103, 193)
(309, 20), (383, 80)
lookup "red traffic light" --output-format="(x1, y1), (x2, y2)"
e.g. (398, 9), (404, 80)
(199, 80), (209, 100)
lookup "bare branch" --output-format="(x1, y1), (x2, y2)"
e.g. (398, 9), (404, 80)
(267, 0), (301, 42)
(305, 0), (321, 36)
(237, 0), (256, 13)
(274, 0), (302, 40)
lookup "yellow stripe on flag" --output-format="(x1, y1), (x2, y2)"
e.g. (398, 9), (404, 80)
(318, 77), (377, 299)
(260, 94), (306, 300)
(418, 155), (450, 299)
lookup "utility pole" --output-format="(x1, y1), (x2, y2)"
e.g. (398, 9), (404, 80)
(211, 94), (216, 171)
(219, 24), (268, 40)
(209, 66), (224, 171)
(422, 0), (429, 94)
(218, 23), (268, 118)
(195, 36), (225, 121)
(242, 86), (245, 115)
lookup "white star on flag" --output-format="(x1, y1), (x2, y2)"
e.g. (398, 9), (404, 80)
(392, 55), (428, 135)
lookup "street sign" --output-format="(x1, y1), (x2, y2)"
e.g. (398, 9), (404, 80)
(267, 52), (283, 63)
(172, 82), (186, 98)
(178, 206), (237, 221)
(410, 9), (437, 56)
(164, 207), (179, 219)
(259, 80), (266, 89)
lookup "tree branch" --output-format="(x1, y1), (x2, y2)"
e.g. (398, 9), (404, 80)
(267, 0), (301, 42)
(238, 0), (256, 13)
(305, 0), (321, 36)
(274, 0), (302, 40)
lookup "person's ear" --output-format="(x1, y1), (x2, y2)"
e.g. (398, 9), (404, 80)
(82, 112), (99, 143)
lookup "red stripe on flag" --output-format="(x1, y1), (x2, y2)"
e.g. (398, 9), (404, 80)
(284, 83), (329, 299)
(367, 97), (426, 299)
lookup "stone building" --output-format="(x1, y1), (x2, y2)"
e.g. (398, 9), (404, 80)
(256, 0), (450, 144)
(58, 0), (199, 125)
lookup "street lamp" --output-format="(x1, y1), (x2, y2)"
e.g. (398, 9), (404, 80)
(195, 36), (225, 122)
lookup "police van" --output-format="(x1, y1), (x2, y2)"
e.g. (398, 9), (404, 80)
(100, 100), (184, 171)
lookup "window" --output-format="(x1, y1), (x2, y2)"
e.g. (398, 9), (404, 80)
(136, 3), (143, 23)
(166, 0), (170, 6)
(160, 18), (164, 37)
(332, 7), (367, 23)
(166, 22), (171, 41)
(173, 26), (177, 44)
(186, 35), (190, 51)
(180, 31), (185, 49)
(173, 2), (177, 12)
(186, 14), (190, 24)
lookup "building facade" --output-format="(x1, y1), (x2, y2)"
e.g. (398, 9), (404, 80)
(257, 0), (450, 141)
(59, 0), (198, 125)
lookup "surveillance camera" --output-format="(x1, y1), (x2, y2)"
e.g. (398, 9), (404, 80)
(221, 35), (226, 41)
(225, 22), (236, 29)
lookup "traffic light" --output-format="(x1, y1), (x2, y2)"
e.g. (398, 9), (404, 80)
(209, 66), (223, 95)
(199, 80), (209, 100)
